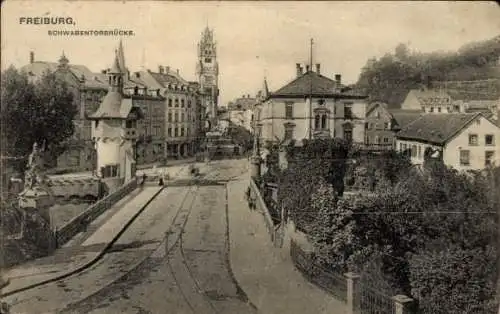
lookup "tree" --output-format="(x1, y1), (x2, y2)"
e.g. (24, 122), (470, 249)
(1, 67), (76, 172)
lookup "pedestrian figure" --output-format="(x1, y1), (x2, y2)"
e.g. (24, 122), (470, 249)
(159, 177), (164, 186)
(141, 173), (147, 187)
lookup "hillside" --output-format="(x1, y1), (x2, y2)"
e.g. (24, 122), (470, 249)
(356, 35), (500, 107)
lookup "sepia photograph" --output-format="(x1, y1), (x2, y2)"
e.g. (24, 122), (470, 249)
(0, 1), (499, 313)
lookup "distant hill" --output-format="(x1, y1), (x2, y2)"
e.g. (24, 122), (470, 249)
(356, 35), (500, 108)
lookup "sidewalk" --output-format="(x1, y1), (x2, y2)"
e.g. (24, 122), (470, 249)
(227, 177), (348, 314)
(1, 186), (162, 295)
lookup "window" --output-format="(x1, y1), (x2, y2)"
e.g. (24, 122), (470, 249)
(411, 145), (417, 157)
(168, 128), (172, 137)
(321, 115), (327, 129)
(168, 99), (173, 107)
(383, 122), (389, 130)
(460, 150), (470, 166)
(485, 134), (495, 146)
(174, 128), (178, 137)
(181, 99), (185, 108)
(181, 128), (185, 136)
(175, 113), (179, 122)
(418, 145), (422, 158)
(285, 102), (294, 119)
(475, 119), (480, 125)
(469, 134), (478, 146)
(485, 151), (495, 166)
(205, 58), (212, 63)
(314, 115), (320, 129)
(284, 127), (294, 140)
(318, 99), (325, 106)
(175, 99), (179, 107)
(187, 100), (192, 108)
(344, 104), (353, 119)
(181, 113), (185, 122)
(101, 164), (119, 178)
(454, 105), (460, 112)
(375, 136), (380, 144)
(399, 143), (403, 151)
(438, 107), (441, 113)
(153, 125), (161, 136)
(168, 113), (172, 122)
(383, 137), (389, 143)
(125, 120), (136, 128)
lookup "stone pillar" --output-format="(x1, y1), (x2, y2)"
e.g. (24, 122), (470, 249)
(250, 155), (262, 180)
(392, 295), (415, 314)
(345, 272), (361, 314)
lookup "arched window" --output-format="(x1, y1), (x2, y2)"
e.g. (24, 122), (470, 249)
(321, 115), (327, 129)
(314, 115), (320, 129)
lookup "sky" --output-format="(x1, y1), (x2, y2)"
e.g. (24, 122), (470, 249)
(2, 1), (500, 106)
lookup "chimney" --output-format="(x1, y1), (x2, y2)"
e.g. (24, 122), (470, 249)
(316, 63), (320, 75)
(29, 51), (34, 64)
(247, 94), (250, 98)
(306, 65), (310, 72)
(335, 74), (341, 85)
(296, 63), (302, 77)
(159, 65), (164, 74)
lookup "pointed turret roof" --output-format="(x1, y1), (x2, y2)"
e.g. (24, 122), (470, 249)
(117, 39), (127, 73)
(261, 77), (269, 98)
(109, 52), (122, 74)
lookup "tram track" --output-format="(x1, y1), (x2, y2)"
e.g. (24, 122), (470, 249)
(2, 160), (250, 313)
(0, 164), (191, 302)
(60, 184), (201, 313)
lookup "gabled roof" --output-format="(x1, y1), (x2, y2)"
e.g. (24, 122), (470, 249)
(21, 61), (109, 90)
(88, 95), (136, 119)
(396, 113), (483, 145)
(271, 71), (367, 98)
(388, 109), (423, 131)
(366, 102), (390, 115)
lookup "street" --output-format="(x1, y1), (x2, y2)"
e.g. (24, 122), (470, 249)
(3, 160), (254, 314)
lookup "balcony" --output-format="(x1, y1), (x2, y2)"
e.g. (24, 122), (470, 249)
(313, 129), (331, 139)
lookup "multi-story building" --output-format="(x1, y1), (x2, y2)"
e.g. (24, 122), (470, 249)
(257, 63), (368, 146)
(138, 67), (202, 158)
(395, 112), (499, 170)
(365, 102), (421, 149)
(401, 87), (455, 113)
(227, 95), (257, 133)
(21, 51), (108, 172)
(196, 26), (219, 125)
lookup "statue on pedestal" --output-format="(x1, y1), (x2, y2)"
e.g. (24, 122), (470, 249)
(24, 141), (46, 189)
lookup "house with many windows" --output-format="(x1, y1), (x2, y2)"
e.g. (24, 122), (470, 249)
(395, 113), (499, 170)
(257, 63), (368, 146)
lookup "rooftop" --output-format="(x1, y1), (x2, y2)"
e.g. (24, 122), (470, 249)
(271, 71), (367, 98)
(396, 113), (480, 145)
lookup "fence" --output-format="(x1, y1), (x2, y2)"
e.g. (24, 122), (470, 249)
(55, 178), (138, 246)
(290, 239), (348, 301)
(289, 239), (415, 314)
(249, 178), (282, 247)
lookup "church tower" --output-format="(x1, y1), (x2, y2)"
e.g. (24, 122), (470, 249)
(88, 47), (141, 192)
(196, 26), (219, 125)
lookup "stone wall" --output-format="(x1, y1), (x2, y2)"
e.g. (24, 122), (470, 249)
(55, 178), (137, 246)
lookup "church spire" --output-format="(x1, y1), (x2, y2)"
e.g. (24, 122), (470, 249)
(261, 77), (269, 99)
(108, 51), (123, 93)
(116, 39), (128, 81)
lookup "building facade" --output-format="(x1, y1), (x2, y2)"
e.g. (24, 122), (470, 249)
(88, 52), (141, 191)
(257, 63), (368, 146)
(21, 51), (109, 172)
(401, 88), (455, 113)
(196, 26), (219, 125)
(138, 67), (202, 159)
(227, 95), (257, 133)
(396, 113), (499, 170)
